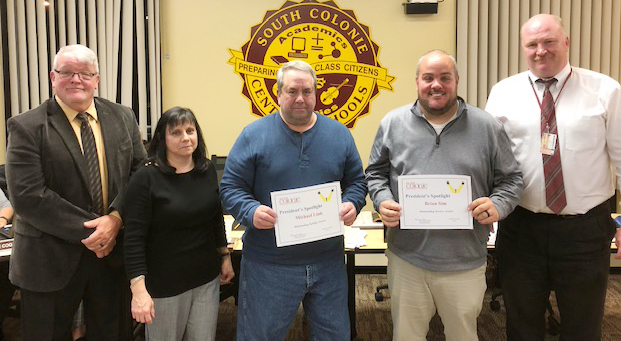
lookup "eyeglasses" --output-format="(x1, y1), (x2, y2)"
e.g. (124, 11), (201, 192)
(54, 69), (98, 80)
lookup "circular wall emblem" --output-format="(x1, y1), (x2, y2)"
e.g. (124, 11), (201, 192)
(228, 0), (394, 128)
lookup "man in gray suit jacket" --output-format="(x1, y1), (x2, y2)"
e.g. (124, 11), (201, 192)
(6, 44), (146, 340)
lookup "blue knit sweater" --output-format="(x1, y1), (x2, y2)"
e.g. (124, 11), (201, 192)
(220, 112), (367, 264)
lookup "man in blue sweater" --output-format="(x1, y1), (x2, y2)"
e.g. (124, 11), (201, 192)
(220, 60), (367, 340)
(366, 50), (523, 341)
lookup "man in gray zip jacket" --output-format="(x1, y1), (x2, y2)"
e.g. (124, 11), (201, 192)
(366, 50), (523, 341)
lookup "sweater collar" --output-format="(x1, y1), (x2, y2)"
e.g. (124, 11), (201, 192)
(274, 110), (321, 135)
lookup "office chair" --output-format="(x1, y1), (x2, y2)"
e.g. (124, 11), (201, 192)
(211, 155), (243, 304)
(211, 155), (227, 181)
(375, 284), (389, 301)
(375, 222), (390, 302)
(211, 155), (229, 215)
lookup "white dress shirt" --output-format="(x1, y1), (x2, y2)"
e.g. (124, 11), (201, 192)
(486, 63), (621, 214)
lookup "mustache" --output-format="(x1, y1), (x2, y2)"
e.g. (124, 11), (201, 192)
(534, 54), (550, 62)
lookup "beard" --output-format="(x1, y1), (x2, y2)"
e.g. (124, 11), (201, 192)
(418, 94), (458, 117)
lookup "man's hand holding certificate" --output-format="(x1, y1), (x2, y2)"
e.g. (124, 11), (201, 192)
(271, 182), (345, 247)
(398, 175), (473, 229)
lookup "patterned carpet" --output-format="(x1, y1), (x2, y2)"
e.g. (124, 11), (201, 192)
(2, 273), (620, 340)
(215, 273), (621, 341)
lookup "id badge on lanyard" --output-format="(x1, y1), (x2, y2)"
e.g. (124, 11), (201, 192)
(529, 69), (572, 157)
(540, 132), (557, 155)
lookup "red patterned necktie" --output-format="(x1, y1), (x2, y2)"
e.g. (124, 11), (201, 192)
(77, 113), (104, 215)
(537, 78), (566, 214)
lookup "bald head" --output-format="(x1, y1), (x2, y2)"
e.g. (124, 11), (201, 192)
(416, 49), (459, 79)
(521, 14), (567, 39)
(521, 14), (569, 78)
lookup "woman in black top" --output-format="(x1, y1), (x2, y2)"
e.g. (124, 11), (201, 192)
(124, 107), (233, 340)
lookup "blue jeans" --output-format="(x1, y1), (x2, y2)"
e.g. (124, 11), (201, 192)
(236, 256), (350, 341)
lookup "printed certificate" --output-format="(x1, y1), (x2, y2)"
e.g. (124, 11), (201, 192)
(271, 181), (344, 247)
(398, 175), (473, 229)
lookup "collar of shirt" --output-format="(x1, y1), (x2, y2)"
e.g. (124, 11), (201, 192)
(527, 63), (572, 93)
(55, 95), (99, 123)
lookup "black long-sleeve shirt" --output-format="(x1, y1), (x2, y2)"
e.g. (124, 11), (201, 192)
(124, 163), (227, 298)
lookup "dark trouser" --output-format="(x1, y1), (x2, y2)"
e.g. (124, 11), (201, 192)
(497, 202), (616, 341)
(0, 260), (16, 337)
(20, 250), (123, 341)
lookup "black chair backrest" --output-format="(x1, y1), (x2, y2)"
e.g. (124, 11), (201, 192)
(211, 155), (227, 185)
(211, 155), (228, 214)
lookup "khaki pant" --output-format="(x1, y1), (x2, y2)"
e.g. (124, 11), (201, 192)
(386, 249), (486, 341)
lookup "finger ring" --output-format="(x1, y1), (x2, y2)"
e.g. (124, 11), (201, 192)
(484, 211), (490, 218)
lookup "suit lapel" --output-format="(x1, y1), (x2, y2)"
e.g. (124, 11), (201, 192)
(47, 99), (90, 188)
(95, 98), (120, 198)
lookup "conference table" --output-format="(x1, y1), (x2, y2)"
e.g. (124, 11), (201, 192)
(344, 228), (386, 339)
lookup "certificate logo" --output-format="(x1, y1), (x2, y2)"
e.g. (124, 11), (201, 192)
(228, 0), (395, 128)
(405, 181), (428, 190)
(279, 197), (301, 205)
(318, 189), (334, 202)
(447, 181), (465, 193)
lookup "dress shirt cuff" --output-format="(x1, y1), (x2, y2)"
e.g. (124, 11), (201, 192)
(108, 210), (124, 229)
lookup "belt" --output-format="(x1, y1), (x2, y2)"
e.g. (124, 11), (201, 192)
(518, 200), (611, 220)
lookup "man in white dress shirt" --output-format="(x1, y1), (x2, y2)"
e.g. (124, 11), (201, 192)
(486, 14), (621, 341)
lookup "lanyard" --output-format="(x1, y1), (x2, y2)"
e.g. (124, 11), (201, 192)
(528, 68), (573, 111)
